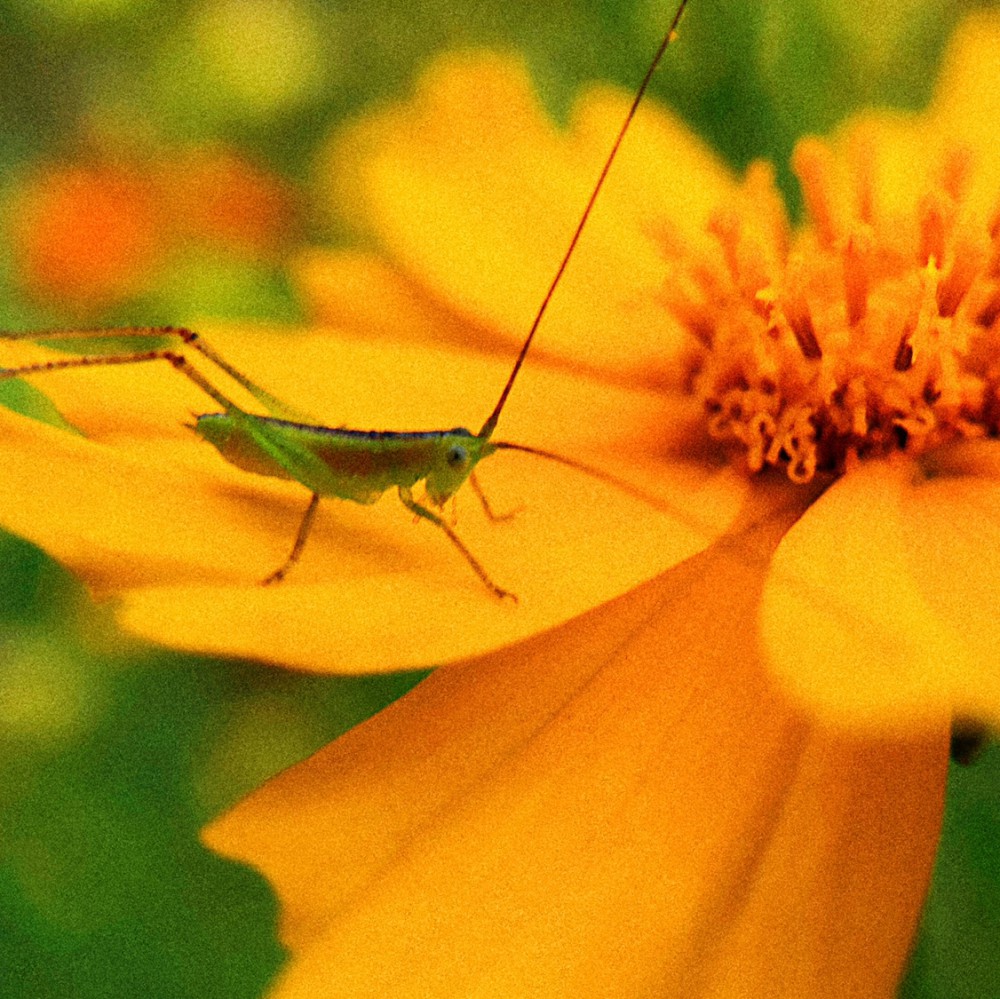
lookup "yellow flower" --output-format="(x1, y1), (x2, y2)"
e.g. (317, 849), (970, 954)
(2, 10), (998, 995)
(205, 18), (993, 996)
(0, 110), (735, 675)
(290, 14), (1000, 731)
(202, 478), (950, 997)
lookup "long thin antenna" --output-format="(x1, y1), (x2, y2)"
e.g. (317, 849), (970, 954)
(493, 439), (678, 512)
(478, 0), (692, 439)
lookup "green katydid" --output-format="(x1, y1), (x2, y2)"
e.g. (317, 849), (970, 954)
(0, 0), (691, 601)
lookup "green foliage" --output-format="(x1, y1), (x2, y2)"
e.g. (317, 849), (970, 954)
(0, 534), (426, 999)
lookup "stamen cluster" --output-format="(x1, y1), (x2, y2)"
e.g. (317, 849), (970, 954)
(662, 130), (1000, 483)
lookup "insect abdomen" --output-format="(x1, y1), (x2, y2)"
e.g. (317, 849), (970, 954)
(195, 413), (295, 480)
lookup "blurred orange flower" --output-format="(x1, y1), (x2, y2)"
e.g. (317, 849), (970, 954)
(162, 146), (299, 258)
(8, 145), (297, 315)
(11, 162), (164, 312)
(2, 10), (999, 994)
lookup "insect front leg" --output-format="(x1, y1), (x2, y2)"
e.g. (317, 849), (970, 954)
(469, 470), (524, 523)
(397, 486), (516, 603)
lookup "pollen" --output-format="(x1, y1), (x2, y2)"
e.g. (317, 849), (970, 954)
(661, 130), (1000, 484)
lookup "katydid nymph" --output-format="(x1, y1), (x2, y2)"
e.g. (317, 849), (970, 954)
(0, 0), (691, 601)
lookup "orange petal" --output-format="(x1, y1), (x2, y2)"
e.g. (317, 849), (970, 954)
(160, 146), (298, 257)
(204, 499), (948, 996)
(324, 52), (732, 376)
(0, 326), (741, 671)
(762, 450), (1000, 726)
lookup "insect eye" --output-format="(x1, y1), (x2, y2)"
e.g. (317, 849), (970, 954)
(446, 445), (468, 468)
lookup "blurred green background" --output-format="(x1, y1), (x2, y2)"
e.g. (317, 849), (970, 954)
(0, 1), (997, 996)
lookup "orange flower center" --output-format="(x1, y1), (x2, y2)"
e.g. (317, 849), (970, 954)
(663, 134), (1000, 483)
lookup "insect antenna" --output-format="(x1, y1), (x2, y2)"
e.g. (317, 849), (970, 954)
(492, 439), (698, 522)
(477, 0), (692, 441)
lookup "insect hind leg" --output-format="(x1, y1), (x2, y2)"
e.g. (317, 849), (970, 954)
(0, 324), (304, 420)
(0, 346), (247, 415)
(398, 486), (517, 602)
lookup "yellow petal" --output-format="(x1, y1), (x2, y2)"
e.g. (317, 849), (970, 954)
(825, 111), (933, 243)
(293, 248), (512, 356)
(928, 9), (1000, 212)
(897, 442), (1000, 721)
(115, 445), (743, 673)
(0, 325), (741, 671)
(204, 499), (948, 996)
(762, 451), (1000, 726)
(324, 52), (733, 376)
(0, 406), (300, 591)
(823, 11), (1000, 237)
